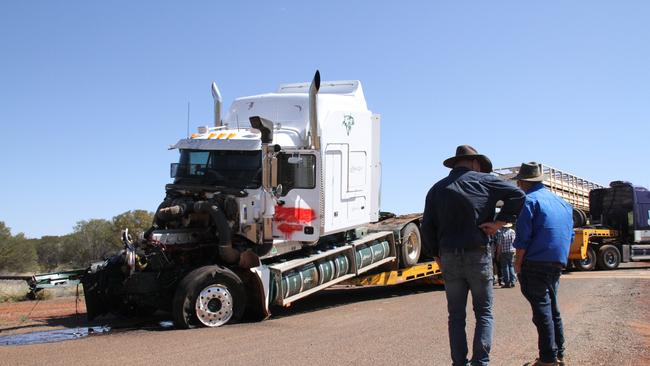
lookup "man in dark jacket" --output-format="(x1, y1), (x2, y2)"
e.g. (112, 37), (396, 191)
(421, 145), (525, 366)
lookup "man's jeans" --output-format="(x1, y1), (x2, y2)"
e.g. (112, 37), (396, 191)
(440, 249), (494, 366)
(519, 262), (565, 363)
(498, 252), (516, 286)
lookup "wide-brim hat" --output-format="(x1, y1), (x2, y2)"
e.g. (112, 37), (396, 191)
(443, 145), (493, 173)
(513, 162), (545, 182)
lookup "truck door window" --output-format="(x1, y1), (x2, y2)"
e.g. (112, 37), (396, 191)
(278, 154), (316, 196)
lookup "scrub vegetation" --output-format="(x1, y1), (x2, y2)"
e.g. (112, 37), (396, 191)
(0, 210), (153, 274)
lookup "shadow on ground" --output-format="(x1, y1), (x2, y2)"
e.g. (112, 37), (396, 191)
(270, 281), (444, 319)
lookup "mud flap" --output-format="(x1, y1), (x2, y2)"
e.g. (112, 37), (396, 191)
(81, 256), (125, 320)
(81, 271), (106, 320)
(233, 266), (271, 322)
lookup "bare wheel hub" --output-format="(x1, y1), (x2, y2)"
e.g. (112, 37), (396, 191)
(195, 284), (233, 327)
(405, 232), (418, 261)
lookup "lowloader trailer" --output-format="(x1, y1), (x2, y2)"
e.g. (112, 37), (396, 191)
(80, 71), (441, 328)
(495, 166), (650, 271)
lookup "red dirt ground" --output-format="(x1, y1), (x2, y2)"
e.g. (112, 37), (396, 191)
(0, 297), (86, 332)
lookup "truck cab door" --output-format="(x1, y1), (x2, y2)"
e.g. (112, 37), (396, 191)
(631, 189), (650, 259)
(633, 203), (650, 243)
(272, 152), (321, 242)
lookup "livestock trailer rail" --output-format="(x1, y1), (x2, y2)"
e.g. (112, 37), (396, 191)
(493, 164), (604, 212)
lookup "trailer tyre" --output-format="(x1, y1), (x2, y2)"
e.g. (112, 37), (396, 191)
(596, 245), (621, 270)
(172, 266), (246, 329)
(577, 246), (597, 271)
(400, 223), (422, 267)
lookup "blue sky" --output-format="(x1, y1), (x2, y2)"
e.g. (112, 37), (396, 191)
(1, 1), (649, 238)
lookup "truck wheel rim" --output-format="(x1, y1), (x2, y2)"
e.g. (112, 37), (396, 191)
(195, 284), (233, 327)
(605, 251), (617, 266)
(405, 232), (419, 261)
(581, 250), (594, 267)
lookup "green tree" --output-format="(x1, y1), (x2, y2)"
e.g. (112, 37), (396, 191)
(2, 209), (155, 271)
(68, 219), (117, 267)
(112, 210), (154, 241)
(0, 221), (10, 240)
(0, 222), (38, 274)
(33, 236), (64, 271)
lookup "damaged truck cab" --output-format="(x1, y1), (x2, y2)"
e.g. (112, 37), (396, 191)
(83, 71), (421, 328)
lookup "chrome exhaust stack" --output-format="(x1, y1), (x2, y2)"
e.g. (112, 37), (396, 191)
(308, 70), (321, 150)
(211, 82), (222, 127)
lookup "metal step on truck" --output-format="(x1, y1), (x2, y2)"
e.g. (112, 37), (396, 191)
(494, 165), (650, 271)
(77, 71), (441, 328)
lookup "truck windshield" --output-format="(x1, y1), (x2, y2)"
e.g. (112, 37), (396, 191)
(172, 150), (262, 189)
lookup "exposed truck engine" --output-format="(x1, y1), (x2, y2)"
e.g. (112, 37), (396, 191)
(82, 71), (425, 328)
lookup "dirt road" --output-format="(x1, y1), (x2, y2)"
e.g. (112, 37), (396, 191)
(1, 264), (649, 366)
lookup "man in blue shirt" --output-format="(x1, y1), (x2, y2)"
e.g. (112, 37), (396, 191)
(513, 162), (574, 366)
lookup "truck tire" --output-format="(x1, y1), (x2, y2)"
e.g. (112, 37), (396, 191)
(400, 223), (422, 267)
(572, 208), (587, 228)
(596, 245), (621, 270)
(172, 265), (246, 328)
(576, 246), (597, 271)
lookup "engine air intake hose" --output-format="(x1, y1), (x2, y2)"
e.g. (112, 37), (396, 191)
(193, 201), (239, 264)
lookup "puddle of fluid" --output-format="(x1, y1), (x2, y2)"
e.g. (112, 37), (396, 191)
(158, 320), (174, 329)
(0, 326), (111, 346)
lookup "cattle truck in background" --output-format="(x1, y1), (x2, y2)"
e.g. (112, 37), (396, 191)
(81, 71), (433, 328)
(494, 165), (650, 271)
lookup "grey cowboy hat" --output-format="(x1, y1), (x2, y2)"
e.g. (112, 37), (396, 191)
(443, 145), (493, 173)
(513, 162), (545, 182)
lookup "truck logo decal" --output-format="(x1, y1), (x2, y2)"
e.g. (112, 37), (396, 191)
(343, 114), (354, 136)
(274, 206), (317, 238)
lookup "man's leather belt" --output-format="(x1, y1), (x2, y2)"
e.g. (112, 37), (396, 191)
(441, 245), (488, 254)
(522, 260), (564, 269)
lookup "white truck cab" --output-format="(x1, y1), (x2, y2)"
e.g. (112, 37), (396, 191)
(169, 73), (381, 258)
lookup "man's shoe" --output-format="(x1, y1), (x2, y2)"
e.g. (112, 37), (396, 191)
(557, 356), (565, 365)
(523, 358), (557, 366)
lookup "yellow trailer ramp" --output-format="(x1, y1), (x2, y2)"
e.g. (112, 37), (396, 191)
(570, 228), (617, 260)
(342, 261), (443, 286)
